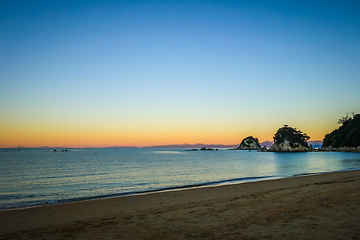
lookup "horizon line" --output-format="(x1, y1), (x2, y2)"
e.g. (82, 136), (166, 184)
(0, 140), (324, 150)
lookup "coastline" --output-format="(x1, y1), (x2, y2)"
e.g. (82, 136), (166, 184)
(2, 167), (358, 211)
(2, 149), (360, 211)
(1, 169), (360, 239)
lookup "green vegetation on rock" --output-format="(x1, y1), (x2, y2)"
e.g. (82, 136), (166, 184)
(237, 136), (261, 150)
(273, 125), (310, 148)
(322, 113), (360, 148)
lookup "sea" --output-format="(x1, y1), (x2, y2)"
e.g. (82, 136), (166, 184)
(1, 148), (360, 210)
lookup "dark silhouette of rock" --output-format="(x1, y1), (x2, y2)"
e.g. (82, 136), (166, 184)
(200, 147), (214, 151)
(268, 142), (309, 152)
(268, 125), (310, 152)
(236, 136), (261, 150)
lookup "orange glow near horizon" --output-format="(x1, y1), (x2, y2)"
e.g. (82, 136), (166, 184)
(0, 119), (332, 148)
(0, 106), (338, 148)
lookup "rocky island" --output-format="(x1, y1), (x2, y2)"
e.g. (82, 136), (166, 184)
(268, 125), (311, 152)
(236, 136), (261, 150)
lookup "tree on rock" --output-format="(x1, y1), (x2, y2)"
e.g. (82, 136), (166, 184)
(269, 125), (310, 152)
(322, 113), (360, 148)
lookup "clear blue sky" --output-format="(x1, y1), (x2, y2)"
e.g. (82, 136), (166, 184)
(1, 0), (360, 147)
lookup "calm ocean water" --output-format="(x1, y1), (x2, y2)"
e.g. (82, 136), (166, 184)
(1, 148), (360, 210)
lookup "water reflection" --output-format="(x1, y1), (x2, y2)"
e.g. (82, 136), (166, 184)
(270, 152), (360, 176)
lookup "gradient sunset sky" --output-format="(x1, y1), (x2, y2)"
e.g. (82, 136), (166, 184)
(1, 0), (360, 148)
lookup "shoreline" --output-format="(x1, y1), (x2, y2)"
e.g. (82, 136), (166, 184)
(0, 175), (275, 211)
(2, 168), (359, 211)
(1, 169), (360, 239)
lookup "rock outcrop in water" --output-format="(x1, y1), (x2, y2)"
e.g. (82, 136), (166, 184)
(268, 141), (309, 152)
(200, 147), (215, 151)
(268, 125), (310, 152)
(236, 136), (261, 150)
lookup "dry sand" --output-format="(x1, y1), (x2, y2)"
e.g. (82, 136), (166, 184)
(1, 170), (360, 239)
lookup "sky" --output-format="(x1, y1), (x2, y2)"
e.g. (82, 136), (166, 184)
(1, 0), (360, 148)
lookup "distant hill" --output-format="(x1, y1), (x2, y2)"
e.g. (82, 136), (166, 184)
(308, 141), (323, 148)
(2, 141), (324, 150)
(142, 143), (238, 149)
(107, 146), (138, 149)
(260, 141), (274, 148)
(322, 114), (360, 148)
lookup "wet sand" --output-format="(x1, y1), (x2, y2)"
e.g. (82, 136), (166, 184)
(1, 170), (360, 239)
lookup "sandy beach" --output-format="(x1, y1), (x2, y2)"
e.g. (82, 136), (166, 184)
(1, 170), (360, 239)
